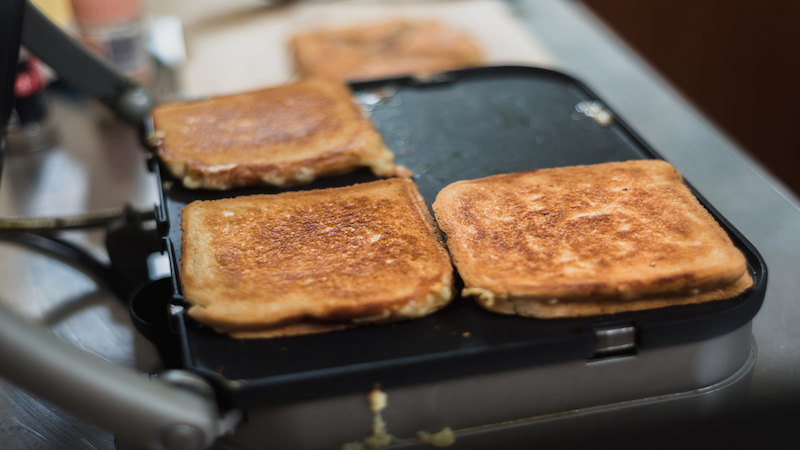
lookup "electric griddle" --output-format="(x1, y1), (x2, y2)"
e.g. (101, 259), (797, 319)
(134, 67), (765, 447)
(0, 3), (767, 449)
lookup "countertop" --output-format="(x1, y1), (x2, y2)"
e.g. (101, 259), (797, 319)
(2, 1), (800, 448)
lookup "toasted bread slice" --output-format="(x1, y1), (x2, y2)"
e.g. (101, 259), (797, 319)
(152, 79), (406, 190)
(180, 178), (454, 336)
(290, 19), (483, 82)
(432, 160), (750, 317)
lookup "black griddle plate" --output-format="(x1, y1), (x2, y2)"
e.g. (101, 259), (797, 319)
(152, 66), (766, 409)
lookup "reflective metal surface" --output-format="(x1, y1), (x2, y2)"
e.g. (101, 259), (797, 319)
(0, 88), (161, 449)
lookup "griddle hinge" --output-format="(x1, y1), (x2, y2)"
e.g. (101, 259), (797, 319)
(592, 325), (637, 359)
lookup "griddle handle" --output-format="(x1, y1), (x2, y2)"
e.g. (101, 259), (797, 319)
(0, 301), (236, 450)
(20, 1), (156, 127)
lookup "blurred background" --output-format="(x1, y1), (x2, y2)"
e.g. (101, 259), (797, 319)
(13, 0), (800, 195)
(580, 0), (800, 196)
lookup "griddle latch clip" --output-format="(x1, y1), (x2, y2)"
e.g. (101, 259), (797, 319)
(592, 325), (637, 359)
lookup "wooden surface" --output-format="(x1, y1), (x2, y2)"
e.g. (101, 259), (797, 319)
(581, 0), (800, 196)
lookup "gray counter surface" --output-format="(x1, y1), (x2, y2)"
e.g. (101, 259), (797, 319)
(2, 1), (799, 448)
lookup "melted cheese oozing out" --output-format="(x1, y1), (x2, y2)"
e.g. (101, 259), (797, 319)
(417, 428), (456, 447)
(369, 389), (387, 413)
(342, 389), (395, 450)
(342, 389), (456, 449)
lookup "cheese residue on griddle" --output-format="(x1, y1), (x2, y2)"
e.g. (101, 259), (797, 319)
(342, 389), (396, 450)
(369, 388), (388, 412)
(342, 388), (457, 449)
(417, 428), (456, 447)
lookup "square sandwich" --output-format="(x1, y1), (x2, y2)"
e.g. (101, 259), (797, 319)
(180, 178), (454, 338)
(290, 19), (483, 82)
(152, 79), (406, 190)
(432, 160), (752, 318)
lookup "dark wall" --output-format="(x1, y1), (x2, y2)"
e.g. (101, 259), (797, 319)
(581, 0), (800, 195)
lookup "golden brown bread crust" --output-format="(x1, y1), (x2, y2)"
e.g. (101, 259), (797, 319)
(474, 272), (753, 318)
(290, 19), (483, 82)
(152, 79), (406, 190)
(180, 178), (454, 336)
(432, 160), (750, 317)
